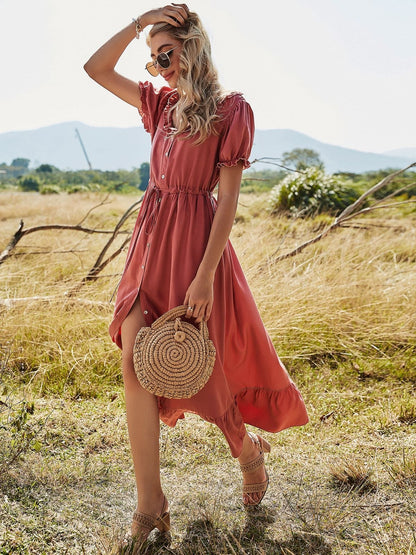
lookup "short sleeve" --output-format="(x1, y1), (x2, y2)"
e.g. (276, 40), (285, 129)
(138, 81), (173, 137)
(217, 95), (255, 170)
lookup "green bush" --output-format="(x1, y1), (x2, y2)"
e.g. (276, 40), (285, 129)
(268, 166), (360, 216)
(40, 184), (61, 195)
(19, 175), (41, 192)
(67, 184), (90, 194)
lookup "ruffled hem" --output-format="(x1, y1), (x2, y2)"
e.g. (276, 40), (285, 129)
(237, 382), (309, 435)
(217, 157), (251, 170)
(158, 381), (308, 457)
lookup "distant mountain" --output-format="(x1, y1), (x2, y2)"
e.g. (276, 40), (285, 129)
(0, 122), (149, 172)
(251, 129), (415, 174)
(0, 121), (414, 174)
(382, 147), (416, 159)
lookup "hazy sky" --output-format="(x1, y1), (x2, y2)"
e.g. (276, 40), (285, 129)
(1, 0), (415, 153)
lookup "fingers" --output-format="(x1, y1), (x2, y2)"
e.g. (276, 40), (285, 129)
(183, 299), (203, 322)
(192, 303), (204, 323)
(187, 302), (212, 324)
(163, 3), (189, 26)
(172, 3), (190, 14)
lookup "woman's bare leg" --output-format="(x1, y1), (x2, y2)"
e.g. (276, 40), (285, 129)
(237, 429), (268, 505)
(121, 299), (166, 519)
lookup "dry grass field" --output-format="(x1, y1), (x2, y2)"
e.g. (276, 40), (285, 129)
(1, 190), (416, 554)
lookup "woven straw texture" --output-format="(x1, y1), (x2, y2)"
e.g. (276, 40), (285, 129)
(133, 305), (216, 399)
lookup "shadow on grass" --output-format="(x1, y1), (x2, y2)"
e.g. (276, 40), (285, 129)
(127, 506), (332, 554)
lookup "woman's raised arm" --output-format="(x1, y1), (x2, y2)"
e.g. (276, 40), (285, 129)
(83, 4), (189, 108)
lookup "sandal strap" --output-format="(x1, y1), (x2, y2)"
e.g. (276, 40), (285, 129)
(131, 495), (170, 534)
(239, 451), (264, 474)
(132, 510), (157, 531)
(243, 477), (269, 494)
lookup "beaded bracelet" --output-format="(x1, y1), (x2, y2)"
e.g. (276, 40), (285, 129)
(132, 17), (143, 39)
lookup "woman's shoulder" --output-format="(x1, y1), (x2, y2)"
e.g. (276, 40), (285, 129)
(218, 91), (250, 111)
(215, 92), (254, 133)
(216, 91), (253, 123)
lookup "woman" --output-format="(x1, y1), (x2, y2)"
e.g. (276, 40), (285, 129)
(84, 3), (308, 547)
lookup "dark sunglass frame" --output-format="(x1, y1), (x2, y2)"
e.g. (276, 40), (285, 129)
(145, 47), (178, 77)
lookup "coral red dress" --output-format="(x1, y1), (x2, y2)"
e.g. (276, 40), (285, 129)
(109, 82), (308, 456)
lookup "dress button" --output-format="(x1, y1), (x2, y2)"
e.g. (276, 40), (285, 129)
(141, 265), (145, 269)
(144, 310), (148, 315)
(165, 152), (168, 157)
(147, 243), (150, 247)
(161, 174), (165, 179)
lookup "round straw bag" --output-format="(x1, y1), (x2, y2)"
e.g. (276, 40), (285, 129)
(133, 305), (216, 399)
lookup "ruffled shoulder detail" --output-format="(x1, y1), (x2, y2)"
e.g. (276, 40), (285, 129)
(218, 91), (245, 112)
(138, 81), (177, 137)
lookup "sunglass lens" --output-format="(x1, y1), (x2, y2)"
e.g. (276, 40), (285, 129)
(145, 61), (159, 77)
(158, 52), (171, 69)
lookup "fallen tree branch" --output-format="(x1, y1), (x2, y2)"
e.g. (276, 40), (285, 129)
(0, 222), (129, 267)
(335, 162), (416, 222)
(263, 162), (416, 266)
(67, 196), (144, 295)
(0, 189), (144, 269)
(76, 193), (112, 226)
(14, 249), (89, 256)
(339, 199), (416, 223)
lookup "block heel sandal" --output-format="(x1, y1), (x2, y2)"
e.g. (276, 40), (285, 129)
(239, 432), (271, 507)
(122, 495), (170, 551)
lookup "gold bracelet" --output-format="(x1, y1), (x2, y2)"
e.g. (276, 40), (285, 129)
(132, 17), (143, 39)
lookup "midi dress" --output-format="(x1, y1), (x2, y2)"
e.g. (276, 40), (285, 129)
(109, 81), (308, 457)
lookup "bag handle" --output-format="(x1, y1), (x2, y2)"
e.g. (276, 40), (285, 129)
(151, 304), (210, 340)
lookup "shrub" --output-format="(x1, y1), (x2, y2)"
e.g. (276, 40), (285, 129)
(268, 166), (360, 216)
(40, 184), (61, 195)
(67, 184), (90, 194)
(19, 175), (41, 192)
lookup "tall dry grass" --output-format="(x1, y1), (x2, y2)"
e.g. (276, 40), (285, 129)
(1, 190), (416, 395)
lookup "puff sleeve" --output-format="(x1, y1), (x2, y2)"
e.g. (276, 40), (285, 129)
(138, 81), (172, 138)
(217, 95), (255, 170)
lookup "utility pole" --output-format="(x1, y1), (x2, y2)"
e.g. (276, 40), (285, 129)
(75, 128), (93, 170)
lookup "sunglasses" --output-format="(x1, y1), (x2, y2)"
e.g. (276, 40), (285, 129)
(145, 47), (178, 77)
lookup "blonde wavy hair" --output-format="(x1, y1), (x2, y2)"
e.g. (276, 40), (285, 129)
(148, 12), (225, 144)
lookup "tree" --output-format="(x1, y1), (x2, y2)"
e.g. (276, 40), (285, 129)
(36, 164), (56, 173)
(281, 148), (324, 171)
(139, 162), (150, 190)
(11, 158), (30, 169)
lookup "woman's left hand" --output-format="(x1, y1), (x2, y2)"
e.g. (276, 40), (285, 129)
(183, 274), (214, 323)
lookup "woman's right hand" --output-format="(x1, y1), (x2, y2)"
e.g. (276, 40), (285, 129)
(140, 4), (190, 29)
(84, 3), (189, 110)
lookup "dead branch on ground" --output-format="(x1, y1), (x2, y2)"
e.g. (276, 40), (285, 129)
(67, 197), (143, 295)
(262, 162), (416, 267)
(0, 194), (132, 267)
(1, 194), (143, 303)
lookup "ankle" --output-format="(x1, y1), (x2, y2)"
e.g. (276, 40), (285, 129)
(238, 433), (258, 464)
(137, 490), (166, 512)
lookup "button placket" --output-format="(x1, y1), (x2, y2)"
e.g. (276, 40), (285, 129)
(160, 135), (174, 182)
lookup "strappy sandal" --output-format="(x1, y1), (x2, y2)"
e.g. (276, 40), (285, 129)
(239, 432), (271, 507)
(123, 495), (170, 551)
